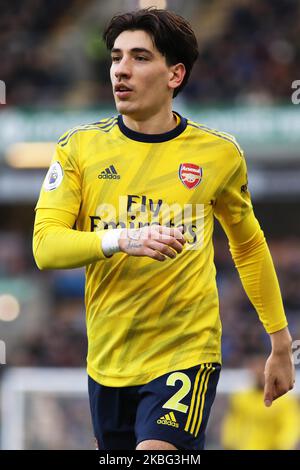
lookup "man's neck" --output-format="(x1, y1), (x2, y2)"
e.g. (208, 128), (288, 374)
(122, 109), (178, 135)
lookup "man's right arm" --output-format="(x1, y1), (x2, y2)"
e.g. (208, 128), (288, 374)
(33, 129), (110, 269)
(33, 210), (185, 270)
(33, 207), (108, 269)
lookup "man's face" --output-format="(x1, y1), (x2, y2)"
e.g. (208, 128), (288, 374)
(110, 30), (175, 119)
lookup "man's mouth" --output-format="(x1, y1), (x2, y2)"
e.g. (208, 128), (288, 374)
(114, 84), (133, 99)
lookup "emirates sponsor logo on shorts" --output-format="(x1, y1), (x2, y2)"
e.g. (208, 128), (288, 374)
(157, 412), (179, 428)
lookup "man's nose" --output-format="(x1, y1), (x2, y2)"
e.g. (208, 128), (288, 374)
(114, 57), (131, 80)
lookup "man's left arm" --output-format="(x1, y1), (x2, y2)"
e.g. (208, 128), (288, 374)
(222, 212), (295, 407)
(213, 144), (295, 406)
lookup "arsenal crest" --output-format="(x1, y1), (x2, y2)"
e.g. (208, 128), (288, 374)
(179, 163), (202, 189)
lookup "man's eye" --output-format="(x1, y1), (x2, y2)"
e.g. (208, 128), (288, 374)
(136, 56), (147, 61)
(111, 57), (121, 62)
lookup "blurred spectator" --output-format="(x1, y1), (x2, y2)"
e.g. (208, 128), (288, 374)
(221, 355), (300, 449)
(9, 297), (87, 367)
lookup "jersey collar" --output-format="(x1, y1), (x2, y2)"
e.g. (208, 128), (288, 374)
(117, 112), (187, 143)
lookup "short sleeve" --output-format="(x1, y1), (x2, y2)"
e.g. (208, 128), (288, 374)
(35, 132), (81, 217)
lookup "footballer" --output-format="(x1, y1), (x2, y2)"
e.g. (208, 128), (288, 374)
(33, 8), (295, 450)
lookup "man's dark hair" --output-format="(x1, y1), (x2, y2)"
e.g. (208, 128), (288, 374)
(103, 8), (199, 97)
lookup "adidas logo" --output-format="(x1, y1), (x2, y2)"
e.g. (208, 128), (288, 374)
(98, 165), (120, 180)
(157, 412), (179, 428)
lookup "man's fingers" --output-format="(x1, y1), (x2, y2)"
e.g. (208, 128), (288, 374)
(163, 235), (184, 254)
(264, 396), (273, 407)
(120, 226), (186, 260)
(273, 382), (293, 400)
(148, 240), (177, 259)
(144, 247), (166, 262)
(175, 226), (186, 245)
(153, 235), (183, 254)
(266, 377), (295, 403)
(264, 378), (274, 407)
(155, 225), (186, 244)
(150, 228), (184, 253)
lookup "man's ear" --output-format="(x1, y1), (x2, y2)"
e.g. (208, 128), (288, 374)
(168, 63), (186, 93)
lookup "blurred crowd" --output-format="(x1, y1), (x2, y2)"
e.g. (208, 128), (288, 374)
(1, 230), (299, 370)
(1, 0), (300, 106)
(185, 0), (300, 105)
(0, 0), (77, 106)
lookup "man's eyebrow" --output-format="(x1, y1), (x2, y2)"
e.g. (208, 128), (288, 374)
(111, 47), (154, 56)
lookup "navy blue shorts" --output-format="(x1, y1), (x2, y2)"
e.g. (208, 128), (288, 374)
(88, 363), (221, 450)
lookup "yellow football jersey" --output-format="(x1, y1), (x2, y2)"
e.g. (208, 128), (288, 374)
(34, 113), (287, 386)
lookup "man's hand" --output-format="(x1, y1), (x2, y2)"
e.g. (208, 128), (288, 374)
(264, 327), (295, 407)
(118, 225), (185, 261)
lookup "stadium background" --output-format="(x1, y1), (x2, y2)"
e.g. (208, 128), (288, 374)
(0, 0), (300, 449)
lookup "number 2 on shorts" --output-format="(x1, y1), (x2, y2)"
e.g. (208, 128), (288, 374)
(162, 372), (191, 413)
